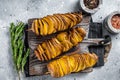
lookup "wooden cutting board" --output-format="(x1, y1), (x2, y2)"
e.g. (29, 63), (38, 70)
(24, 15), (111, 77)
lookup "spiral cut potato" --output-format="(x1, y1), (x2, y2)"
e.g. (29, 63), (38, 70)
(47, 53), (98, 78)
(34, 27), (86, 61)
(29, 12), (83, 36)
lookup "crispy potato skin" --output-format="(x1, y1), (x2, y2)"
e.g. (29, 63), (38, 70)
(31, 12), (83, 36)
(34, 27), (86, 61)
(47, 53), (98, 78)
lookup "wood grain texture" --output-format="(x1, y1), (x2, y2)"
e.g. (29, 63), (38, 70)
(26, 15), (91, 76)
(25, 15), (111, 76)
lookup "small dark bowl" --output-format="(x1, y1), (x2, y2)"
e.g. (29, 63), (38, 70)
(104, 11), (120, 34)
(79, 0), (102, 14)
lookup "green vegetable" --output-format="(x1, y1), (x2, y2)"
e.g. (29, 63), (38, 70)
(17, 42), (24, 70)
(9, 22), (30, 73)
(22, 49), (30, 72)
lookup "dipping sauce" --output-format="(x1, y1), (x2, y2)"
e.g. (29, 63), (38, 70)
(111, 14), (120, 29)
(84, 0), (99, 9)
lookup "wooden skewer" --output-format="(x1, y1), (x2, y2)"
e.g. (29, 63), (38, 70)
(45, 71), (50, 75)
(26, 21), (35, 32)
(26, 28), (33, 31)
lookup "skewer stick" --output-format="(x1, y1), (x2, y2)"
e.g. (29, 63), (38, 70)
(26, 21), (35, 32)
(45, 71), (50, 75)
(26, 28), (33, 31)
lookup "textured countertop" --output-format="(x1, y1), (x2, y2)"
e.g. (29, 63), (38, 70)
(0, 0), (120, 80)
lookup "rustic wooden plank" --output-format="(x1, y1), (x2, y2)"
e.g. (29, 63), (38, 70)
(25, 15), (95, 76)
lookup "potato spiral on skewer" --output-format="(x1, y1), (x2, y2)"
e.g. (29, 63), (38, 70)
(47, 53), (98, 78)
(34, 27), (86, 61)
(29, 12), (83, 36)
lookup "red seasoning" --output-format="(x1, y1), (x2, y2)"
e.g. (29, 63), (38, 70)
(111, 14), (120, 29)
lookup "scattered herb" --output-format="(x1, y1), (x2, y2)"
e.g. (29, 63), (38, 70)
(9, 22), (30, 80)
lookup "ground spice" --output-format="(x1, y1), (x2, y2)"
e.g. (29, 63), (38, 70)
(84, 0), (99, 9)
(111, 14), (120, 29)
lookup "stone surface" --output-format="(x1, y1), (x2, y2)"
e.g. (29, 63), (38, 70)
(0, 0), (120, 80)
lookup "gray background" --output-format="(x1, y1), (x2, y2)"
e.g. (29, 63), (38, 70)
(0, 0), (120, 80)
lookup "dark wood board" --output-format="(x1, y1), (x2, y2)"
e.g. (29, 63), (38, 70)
(24, 14), (111, 77)
(24, 15), (91, 76)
